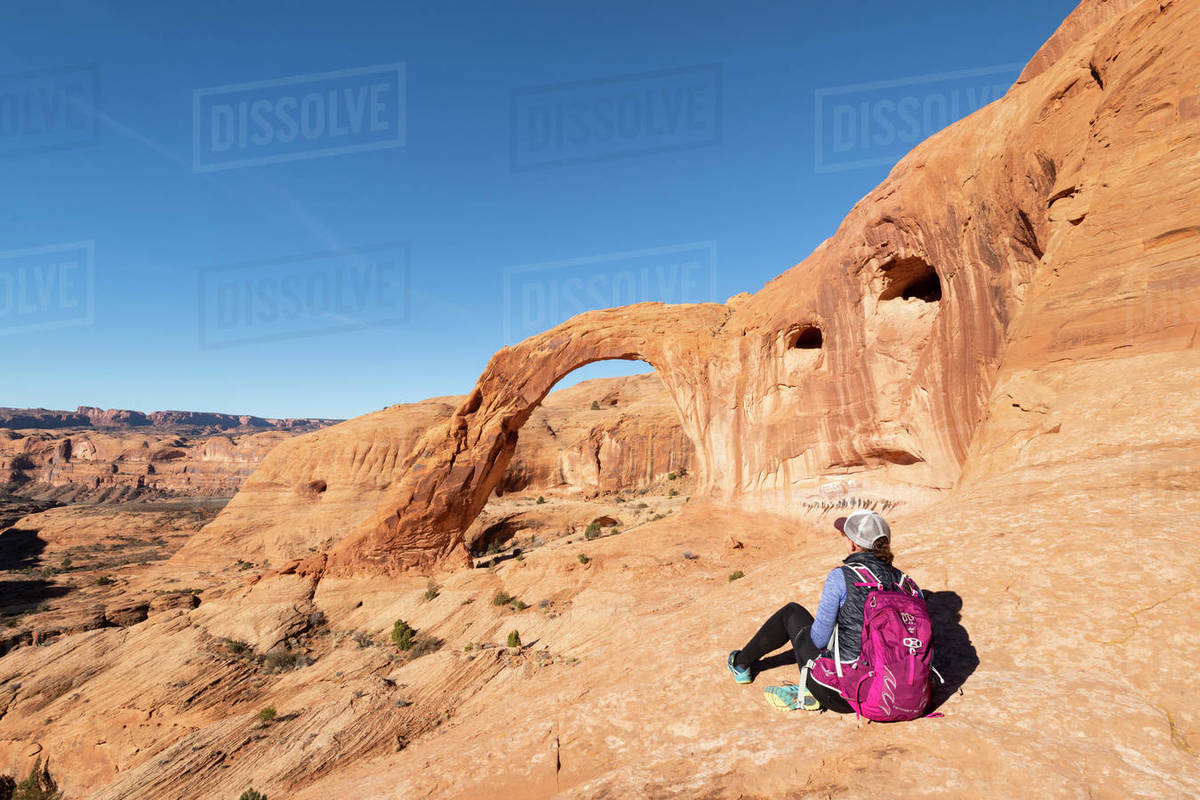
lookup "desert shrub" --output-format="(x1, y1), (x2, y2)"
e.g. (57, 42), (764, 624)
(235, 560), (254, 571)
(392, 619), (416, 651)
(635, 502), (649, 509)
(506, 629), (521, 648)
(353, 631), (374, 648)
(262, 648), (310, 673)
(584, 522), (601, 540)
(95, 575), (113, 586)
(590, 400), (599, 410)
(256, 706), (276, 724)
(651, 514), (665, 521)
(728, 571), (745, 582)
(408, 636), (443, 659)
(577, 553), (590, 564)
(668, 488), (679, 497)
(614, 495), (625, 503)
(423, 580), (439, 602)
(11, 757), (59, 800)
(238, 788), (267, 800)
(667, 472), (677, 480)
(492, 590), (527, 612)
(536, 495), (545, 504)
(224, 639), (251, 657)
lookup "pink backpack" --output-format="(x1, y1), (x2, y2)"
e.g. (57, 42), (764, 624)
(809, 564), (934, 722)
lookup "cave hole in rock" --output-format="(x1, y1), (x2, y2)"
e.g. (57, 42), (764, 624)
(789, 326), (824, 349)
(471, 516), (524, 558)
(878, 256), (943, 303)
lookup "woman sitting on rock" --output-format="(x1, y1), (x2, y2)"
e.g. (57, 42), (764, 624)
(727, 509), (931, 717)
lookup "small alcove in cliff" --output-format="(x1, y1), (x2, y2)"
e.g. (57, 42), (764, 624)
(783, 324), (824, 371)
(878, 256), (942, 303)
(790, 326), (823, 348)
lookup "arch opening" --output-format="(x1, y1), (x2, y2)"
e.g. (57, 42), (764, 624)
(466, 357), (696, 561)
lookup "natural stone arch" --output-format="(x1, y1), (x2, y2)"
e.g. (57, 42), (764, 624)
(325, 302), (727, 576)
(315, 18), (1079, 578)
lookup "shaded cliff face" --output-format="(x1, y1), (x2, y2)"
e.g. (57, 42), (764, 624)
(311, 0), (1200, 576)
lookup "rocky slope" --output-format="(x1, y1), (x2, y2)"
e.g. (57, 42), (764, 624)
(1, 1), (1198, 798)
(176, 374), (694, 569)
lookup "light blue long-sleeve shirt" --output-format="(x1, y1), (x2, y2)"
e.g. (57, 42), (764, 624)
(810, 567), (846, 649)
(809, 564), (924, 648)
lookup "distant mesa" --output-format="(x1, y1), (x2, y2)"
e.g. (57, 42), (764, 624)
(0, 405), (343, 432)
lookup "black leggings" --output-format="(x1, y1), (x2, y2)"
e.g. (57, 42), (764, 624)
(734, 603), (852, 713)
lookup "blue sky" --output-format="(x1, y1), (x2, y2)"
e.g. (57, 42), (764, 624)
(0, 0), (1077, 419)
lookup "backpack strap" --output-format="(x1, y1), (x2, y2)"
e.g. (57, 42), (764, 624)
(844, 562), (883, 588)
(799, 657), (814, 692)
(897, 572), (922, 597)
(831, 625), (843, 678)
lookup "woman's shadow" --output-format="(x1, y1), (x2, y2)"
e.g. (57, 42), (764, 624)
(754, 590), (978, 711)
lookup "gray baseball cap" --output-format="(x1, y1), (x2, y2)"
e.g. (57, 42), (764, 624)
(833, 510), (891, 549)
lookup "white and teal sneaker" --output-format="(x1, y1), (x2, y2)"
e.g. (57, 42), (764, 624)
(727, 650), (753, 684)
(763, 683), (821, 712)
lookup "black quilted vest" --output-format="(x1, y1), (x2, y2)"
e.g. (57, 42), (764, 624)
(828, 552), (905, 662)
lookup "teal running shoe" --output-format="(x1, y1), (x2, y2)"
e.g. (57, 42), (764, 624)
(763, 683), (821, 712)
(727, 650), (752, 684)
